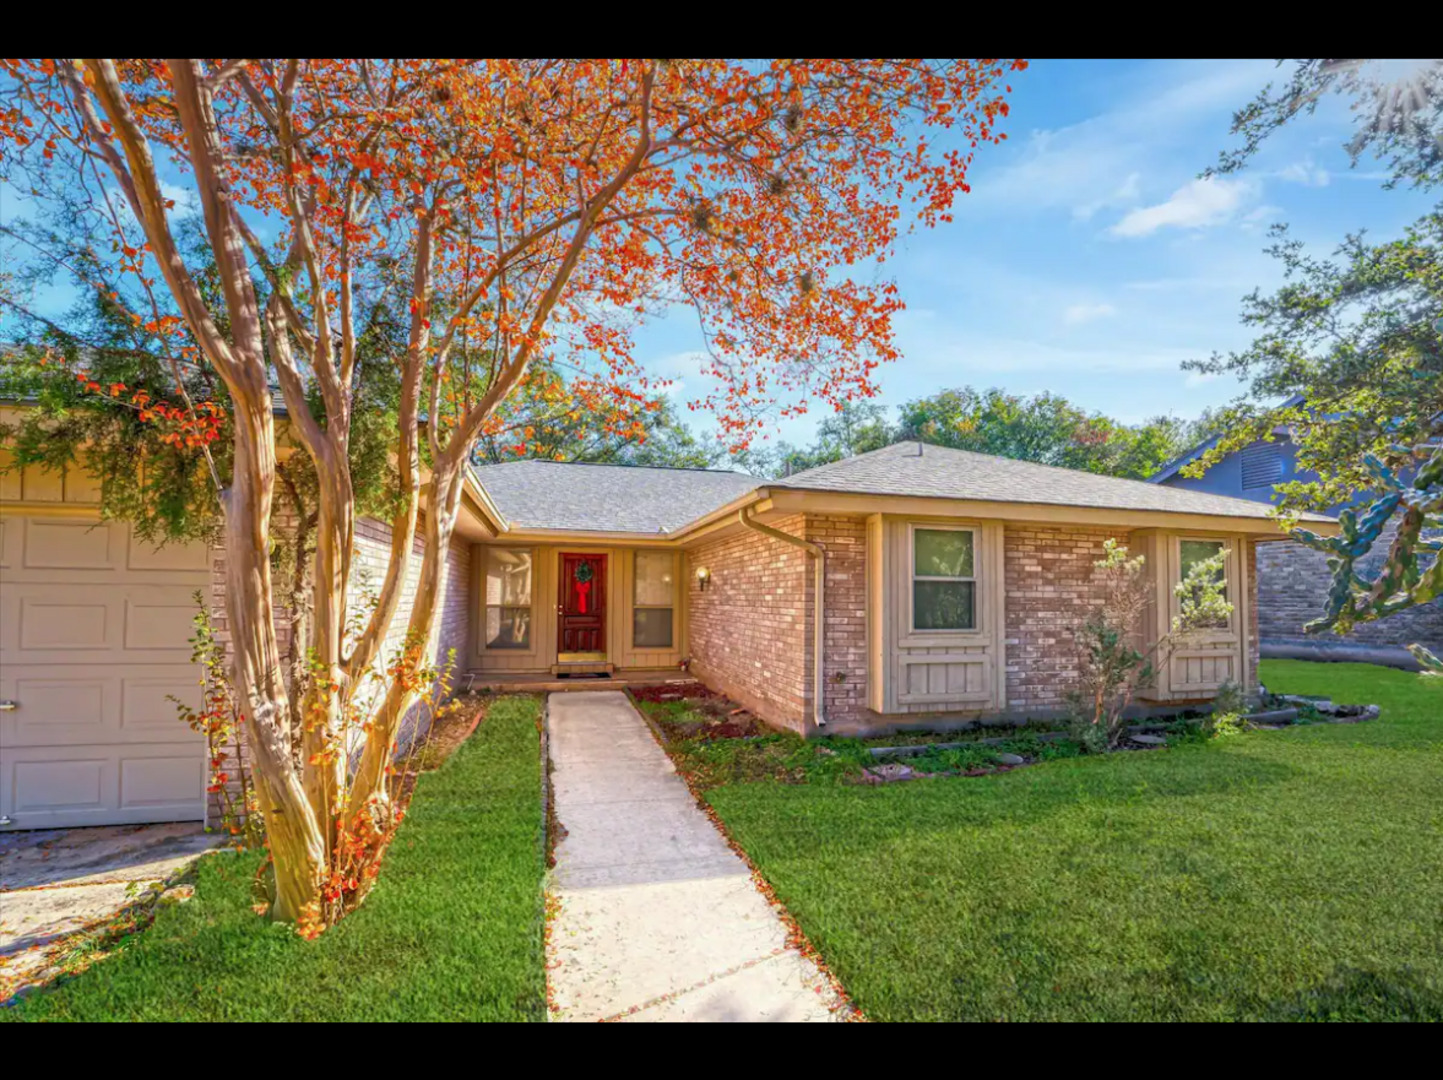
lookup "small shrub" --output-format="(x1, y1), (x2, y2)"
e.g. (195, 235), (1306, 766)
(1066, 539), (1232, 751)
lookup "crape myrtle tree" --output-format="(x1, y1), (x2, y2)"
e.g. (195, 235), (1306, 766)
(0, 58), (1025, 927)
(1188, 60), (1443, 673)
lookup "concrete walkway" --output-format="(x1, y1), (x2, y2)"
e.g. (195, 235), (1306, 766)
(1, 823), (219, 1001)
(546, 691), (845, 1022)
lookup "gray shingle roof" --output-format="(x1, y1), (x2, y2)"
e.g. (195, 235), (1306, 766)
(469, 459), (760, 533)
(773, 441), (1334, 523)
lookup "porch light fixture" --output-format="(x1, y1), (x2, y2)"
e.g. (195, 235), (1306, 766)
(695, 566), (712, 592)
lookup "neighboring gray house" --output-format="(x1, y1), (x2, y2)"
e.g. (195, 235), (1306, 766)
(1151, 423), (1443, 668)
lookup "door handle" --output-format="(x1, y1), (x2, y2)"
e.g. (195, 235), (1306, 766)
(0, 701), (17, 712)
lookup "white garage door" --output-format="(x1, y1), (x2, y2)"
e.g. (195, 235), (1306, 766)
(0, 514), (209, 830)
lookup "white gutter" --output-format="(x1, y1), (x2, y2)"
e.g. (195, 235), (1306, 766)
(738, 505), (827, 729)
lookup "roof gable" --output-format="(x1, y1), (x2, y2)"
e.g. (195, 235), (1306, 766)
(468, 459), (759, 534)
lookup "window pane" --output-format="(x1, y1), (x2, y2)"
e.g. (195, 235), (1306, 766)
(633, 607), (673, 649)
(486, 549), (532, 607)
(913, 580), (975, 631)
(1180, 540), (1226, 589)
(486, 606), (531, 649)
(1179, 539), (1228, 628)
(914, 529), (973, 578)
(634, 551), (674, 608)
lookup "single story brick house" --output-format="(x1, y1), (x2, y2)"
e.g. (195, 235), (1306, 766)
(1, 437), (1333, 831)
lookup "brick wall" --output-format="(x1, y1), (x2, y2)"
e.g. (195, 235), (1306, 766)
(685, 514), (810, 732)
(805, 515), (870, 727)
(1257, 522), (1443, 659)
(1003, 525), (1129, 712)
(349, 519), (472, 747)
(206, 516), (471, 826)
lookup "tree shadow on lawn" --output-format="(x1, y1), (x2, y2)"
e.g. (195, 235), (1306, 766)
(1260, 965), (1443, 1022)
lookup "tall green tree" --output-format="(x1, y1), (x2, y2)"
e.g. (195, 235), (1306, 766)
(1191, 59), (1443, 672)
(894, 386), (1190, 479)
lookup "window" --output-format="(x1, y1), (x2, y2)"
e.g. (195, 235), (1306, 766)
(912, 527), (976, 631)
(1178, 539), (1229, 629)
(485, 549), (533, 649)
(633, 551), (675, 649)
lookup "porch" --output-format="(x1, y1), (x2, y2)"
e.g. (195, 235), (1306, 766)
(460, 668), (694, 695)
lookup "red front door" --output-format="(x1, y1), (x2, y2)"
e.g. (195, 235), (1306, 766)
(558, 553), (607, 657)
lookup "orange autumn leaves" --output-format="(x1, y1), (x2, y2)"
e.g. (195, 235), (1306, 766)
(3, 60), (1025, 451)
(73, 370), (224, 449)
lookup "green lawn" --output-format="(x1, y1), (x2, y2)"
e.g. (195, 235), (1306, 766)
(705, 662), (1443, 1021)
(5, 695), (546, 1022)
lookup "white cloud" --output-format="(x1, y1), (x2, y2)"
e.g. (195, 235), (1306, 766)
(1108, 177), (1254, 238)
(159, 181), (197, 217)
(1063, 302), (1117, 325)
(1274, 159), (1331, 187)
(1073, 172), (1142, 222)
(961, 60), (1275, 221)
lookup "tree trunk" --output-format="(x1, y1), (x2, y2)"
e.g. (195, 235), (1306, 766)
(224, 401), (328, 921)
(301, 462), (354, 853)
(346, 463), (464, 820)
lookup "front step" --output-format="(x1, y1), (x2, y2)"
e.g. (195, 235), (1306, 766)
(550, 661), (615, 678)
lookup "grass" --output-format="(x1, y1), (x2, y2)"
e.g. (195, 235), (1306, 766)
(696, 662), (1443, 1021)
(4, 695), (546, 1022)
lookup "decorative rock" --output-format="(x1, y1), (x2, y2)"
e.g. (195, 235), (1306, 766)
(866, 763), (914, 783)
(1130, 734), (1167, 747)
(996, 753), (1026, 766)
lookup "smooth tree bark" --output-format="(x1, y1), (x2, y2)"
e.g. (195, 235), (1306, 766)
(2, 57), (1026, 927)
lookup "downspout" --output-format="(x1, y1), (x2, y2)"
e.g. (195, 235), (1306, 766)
(738, 506), (826, 729)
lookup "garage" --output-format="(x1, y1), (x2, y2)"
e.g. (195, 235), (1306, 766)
(0, 508), (208, 831)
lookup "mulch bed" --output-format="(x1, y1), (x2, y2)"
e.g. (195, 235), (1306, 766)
(630, 681), (766, 741)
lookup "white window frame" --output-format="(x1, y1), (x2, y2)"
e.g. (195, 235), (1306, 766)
(631, 550), (676, 650)
(482, 546), (537, 653)
(907, 523), (980, 636)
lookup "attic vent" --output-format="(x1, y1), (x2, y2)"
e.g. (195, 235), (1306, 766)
(1240, 441), (1285, 490)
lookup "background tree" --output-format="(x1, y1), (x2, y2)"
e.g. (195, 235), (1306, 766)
(1192, 59), (1443, 672)
(0, 58), (1025, 926)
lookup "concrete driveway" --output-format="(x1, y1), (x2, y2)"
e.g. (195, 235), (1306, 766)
(546, 691), (848, 1022)
(0, 823), (219, 1002)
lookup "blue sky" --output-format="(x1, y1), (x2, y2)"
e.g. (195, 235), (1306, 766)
(639, 59), (1436, 447)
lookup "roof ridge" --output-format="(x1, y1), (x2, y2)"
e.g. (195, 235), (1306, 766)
(470, 458), (754, 477)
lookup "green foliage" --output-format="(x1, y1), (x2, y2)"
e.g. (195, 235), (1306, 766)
(1196, 59), (1443, 668)
(2, 695), (547, 1022)
(894, 386), (1199, 480)
(1068, 540), (1233, 750)
(701, 661), (1443, 1021)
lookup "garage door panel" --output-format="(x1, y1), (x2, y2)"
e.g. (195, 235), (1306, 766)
(122, 675), (204, 736)
(1, 668), (203, 748)
(120, 753), (205, 810)
(20, 594), (110, 650)
(3, 584), (201, 665)
(1, 511), (208, 830)
(2, 745), (204, 829)
(127, 532), (210, 572)
(11, 755), (109, 816)
(22, 517), (117, 571)
(124, 595), (199, 650)
(1, 518), (209, 585)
